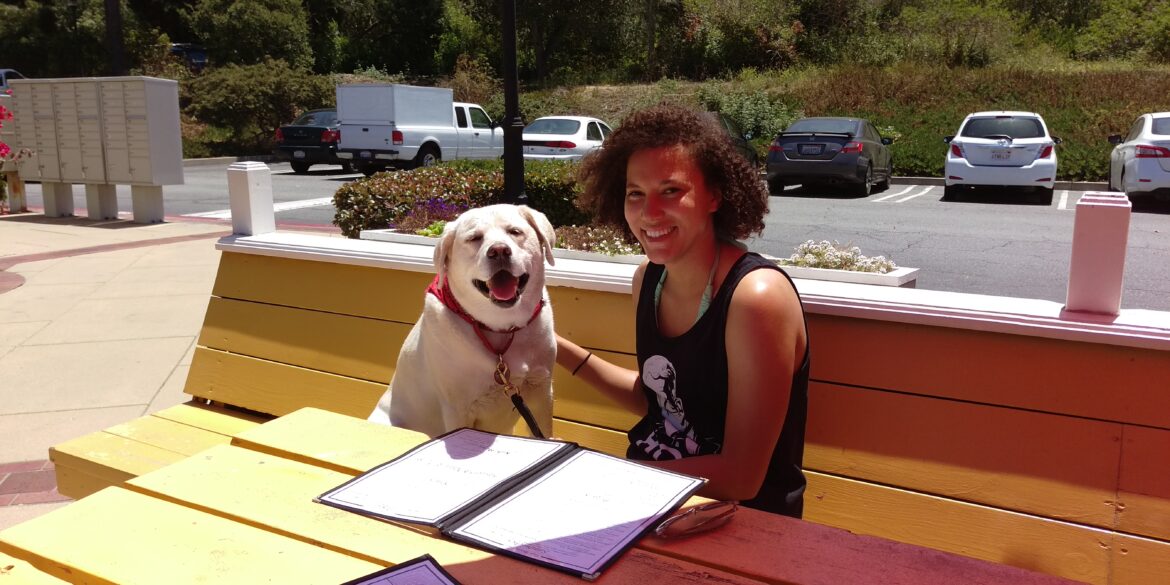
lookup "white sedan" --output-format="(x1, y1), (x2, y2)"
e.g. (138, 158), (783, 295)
(522, 116), (612, 161)
(943, 111), (1061, 198)
(1108, 112), (1170, 200)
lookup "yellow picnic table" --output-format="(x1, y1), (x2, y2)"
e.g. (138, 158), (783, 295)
(0, 408), (1088, 585)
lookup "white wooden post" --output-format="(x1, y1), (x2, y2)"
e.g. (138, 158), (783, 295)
(1064, 191), (1131, 316)
(227, 161), (275, 236)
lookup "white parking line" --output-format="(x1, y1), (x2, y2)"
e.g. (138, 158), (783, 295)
(1057, 190), (1069, 210)
(871, 185), (915, 202)
(183, 197), (335, 219)
(894, 186), (935, 203)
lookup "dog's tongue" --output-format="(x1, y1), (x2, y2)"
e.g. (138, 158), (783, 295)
(488, 271), (519, 301)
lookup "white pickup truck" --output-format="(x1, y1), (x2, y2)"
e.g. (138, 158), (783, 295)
(335, 84), (503, 175)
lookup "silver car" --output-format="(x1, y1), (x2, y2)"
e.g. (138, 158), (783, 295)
(1108, 112), (1170, 201)
(522, 116), (612, 161)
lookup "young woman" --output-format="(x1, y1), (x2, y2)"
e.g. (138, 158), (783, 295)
(556, 105), (810, 518)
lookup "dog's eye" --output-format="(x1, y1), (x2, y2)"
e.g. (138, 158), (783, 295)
(466, 233), (483, 242)
(508, 227), (524, 236)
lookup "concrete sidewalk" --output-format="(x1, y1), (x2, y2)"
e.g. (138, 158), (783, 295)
(0, 212), (234, 529)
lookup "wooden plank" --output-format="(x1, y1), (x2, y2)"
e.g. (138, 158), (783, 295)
(806, 382), (1122, 528)
(550, 348), (640, 430)
(150, 402), (269, 435)
(212, 252), (433, 321)
(49, 432), (186, 499)
(51, 464), (116, 501)
(104, 414), (231, 457)
(551, 419), (628, 457)
(0, 551), (70, 584)
(1112, 533), (1170, 585)
(0, 487), (382, 585)
(807, 314), (1170, 429)
(1118, 424), (1170, 540)
(184, 347), (385, 418)
(198, 297), (409, 383)
(127, 444), (769, 585)
(547, 285), (635, 354)
(804, 471), (1111, 585)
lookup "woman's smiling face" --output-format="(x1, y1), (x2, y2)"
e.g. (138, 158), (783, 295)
(624, 145), (720, 265)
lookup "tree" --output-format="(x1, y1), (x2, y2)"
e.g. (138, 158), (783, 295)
(333, 0), (445, 75)
(188, 0), (313, 70)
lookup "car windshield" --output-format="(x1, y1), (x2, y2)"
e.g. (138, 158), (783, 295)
(785, 119), (858, 135)
(960, 116), (1044, 139)
(525, 119), (581, 135)
(1151, 117), (1170, 136)
(293, 111), (336, 126)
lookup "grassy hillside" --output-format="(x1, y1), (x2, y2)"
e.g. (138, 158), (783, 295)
(511, 64), (1170, 181)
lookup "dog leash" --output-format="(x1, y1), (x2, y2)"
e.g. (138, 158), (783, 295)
(427, 275), (547, 439)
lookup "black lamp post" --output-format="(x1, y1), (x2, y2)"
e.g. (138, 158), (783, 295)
(500, 0), (527, 205)
(104, 0), (127, 76)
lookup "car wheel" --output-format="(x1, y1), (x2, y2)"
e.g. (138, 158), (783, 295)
(766, 177), (785, 195)
(854, 164), (873, 197)
(357, 163), (381, 177)
(414, 144), (440, 169)
(290, 162), (310, 174)
(943, 185), (960, 200)
(340, 162), (355, 173)
(1032, 187), (1054, 205)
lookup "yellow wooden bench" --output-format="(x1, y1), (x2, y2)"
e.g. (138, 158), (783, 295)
(49, 234), (1170, 585)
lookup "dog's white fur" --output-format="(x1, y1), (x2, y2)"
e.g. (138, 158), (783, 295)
(368, 204), (556, 438)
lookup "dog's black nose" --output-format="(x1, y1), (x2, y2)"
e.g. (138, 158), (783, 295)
(487, 243), (512, 259)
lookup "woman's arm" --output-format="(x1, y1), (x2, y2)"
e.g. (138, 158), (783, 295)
(553, 261), (650, 415)
(642, 268), (806, 501)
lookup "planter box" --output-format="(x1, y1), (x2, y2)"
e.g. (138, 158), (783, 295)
(359, 228), (646, 265)
(359, 229), (918, 285)
(776, 264), (919, 287)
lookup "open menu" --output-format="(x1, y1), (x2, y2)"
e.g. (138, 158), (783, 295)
(316, 428), (706, 580)
(340, 554), (461, 585)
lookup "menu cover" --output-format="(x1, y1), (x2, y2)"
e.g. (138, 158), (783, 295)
(317, 428), (705, 580)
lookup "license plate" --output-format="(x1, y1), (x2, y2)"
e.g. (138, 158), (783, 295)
(991, 150), (1011, 160)
(293, 150), (305, 159)
(798, 144), (823, 155)
(360, 151), (371, 159)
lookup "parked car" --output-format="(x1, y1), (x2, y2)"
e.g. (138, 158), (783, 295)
(1107, 112), (1170, 201)
(766, 117), (893, 196)
(705, 111), (760, 168)
(273, 108), (352, 174)
(169, 43), (208, 73)
(943, 111), (1060, 199)
(0, 68), (26, 95)
(522, 116), (612, 160)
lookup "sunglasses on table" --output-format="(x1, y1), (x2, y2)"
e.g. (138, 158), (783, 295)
(653, 500), (739, 539)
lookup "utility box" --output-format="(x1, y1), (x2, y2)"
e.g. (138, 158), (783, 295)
(11, 77), (183, 185)
(7, 76), (183, 222)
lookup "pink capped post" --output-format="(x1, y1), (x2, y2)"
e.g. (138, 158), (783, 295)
(1064, 191), (1132, 315)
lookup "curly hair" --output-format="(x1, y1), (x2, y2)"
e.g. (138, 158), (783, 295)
(577, 104), (768, 241)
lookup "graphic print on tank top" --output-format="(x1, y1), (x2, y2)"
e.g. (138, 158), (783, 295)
(632, 354), (722, 460)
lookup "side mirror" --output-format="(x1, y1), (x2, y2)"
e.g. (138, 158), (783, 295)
(1107, 134), (1122, 145)
(943, 135), (954, 144)
(1053, 136), (1063, 145)
(881, 137), (893, 145)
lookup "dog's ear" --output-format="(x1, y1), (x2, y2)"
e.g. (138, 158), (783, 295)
(518, 205), (556, 266)
(434, 218), (459, 282)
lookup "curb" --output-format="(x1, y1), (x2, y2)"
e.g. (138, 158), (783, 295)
(182, 155), (278, 167)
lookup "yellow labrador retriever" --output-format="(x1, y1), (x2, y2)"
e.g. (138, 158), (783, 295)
(368, 204), (556, 438)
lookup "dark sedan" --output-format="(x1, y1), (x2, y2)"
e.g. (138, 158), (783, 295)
(766, 117), (893, 196)
(273, 108), (352, 174)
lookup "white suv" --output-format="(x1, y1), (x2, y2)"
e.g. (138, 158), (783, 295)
(943, 111), (1061, 199)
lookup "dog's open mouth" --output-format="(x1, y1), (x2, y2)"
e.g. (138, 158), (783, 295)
(473, 271), (530, 307)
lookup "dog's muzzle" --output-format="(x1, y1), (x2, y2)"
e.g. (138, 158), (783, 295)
(473, 271), (530, 307)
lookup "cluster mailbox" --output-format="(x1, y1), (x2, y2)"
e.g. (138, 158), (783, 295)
(8, 76), (183, 223)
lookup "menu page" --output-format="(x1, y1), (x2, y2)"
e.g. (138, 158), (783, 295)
(319, 428), (566, 524)
(448, 449), (704, 577)
(340, 555), (461, 585)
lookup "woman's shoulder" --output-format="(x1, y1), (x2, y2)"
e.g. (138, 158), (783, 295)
(729, 258), (802, 316)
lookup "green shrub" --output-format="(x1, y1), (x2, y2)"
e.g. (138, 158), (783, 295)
(333, 160), (589, 237)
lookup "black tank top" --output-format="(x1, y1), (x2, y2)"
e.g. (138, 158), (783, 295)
(628, 252), (809, 518)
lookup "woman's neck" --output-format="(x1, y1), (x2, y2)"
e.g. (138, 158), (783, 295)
(663, 237), (721, 291)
